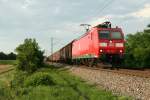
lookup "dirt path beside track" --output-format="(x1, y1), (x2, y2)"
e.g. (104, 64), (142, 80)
(0, 65), (14, 75)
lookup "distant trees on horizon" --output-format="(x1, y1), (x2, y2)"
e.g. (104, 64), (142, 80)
(0, 52), (16, 60)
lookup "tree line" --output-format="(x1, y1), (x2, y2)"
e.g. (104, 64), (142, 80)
(124, 24), (150, 68)
(0, 52), (16, 60)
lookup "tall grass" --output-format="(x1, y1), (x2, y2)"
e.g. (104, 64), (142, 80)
(0, 70), (15, 100)
(0, 82), (13, 100)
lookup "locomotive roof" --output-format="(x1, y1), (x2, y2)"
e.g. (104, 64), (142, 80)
(74, 26), (122, 41)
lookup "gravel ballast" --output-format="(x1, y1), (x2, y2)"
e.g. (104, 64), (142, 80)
(69, 66), (150, 100)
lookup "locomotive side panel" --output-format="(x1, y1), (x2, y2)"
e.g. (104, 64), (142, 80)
(72, 30), (99, 59)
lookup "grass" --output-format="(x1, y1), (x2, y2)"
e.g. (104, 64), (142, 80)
(0, 70), (14, 83)
(0, 65), (131, 100)
(0, 70), (15, 100)
(0, 60), (16, 65)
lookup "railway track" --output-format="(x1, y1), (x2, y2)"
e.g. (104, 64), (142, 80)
(78, 65), (150, 78)
(48, 62), (150, 78)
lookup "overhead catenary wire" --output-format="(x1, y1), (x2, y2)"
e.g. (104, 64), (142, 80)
(50, 36), (72, 54)
(93, 0), (116, 18)
(87, 0), (117, 24)
(117, 0), (149, 34)
(91, 0), (148, 26)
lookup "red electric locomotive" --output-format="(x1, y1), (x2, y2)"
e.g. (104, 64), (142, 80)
(72, 21), (125, 66)
(48, 21), (125, 67)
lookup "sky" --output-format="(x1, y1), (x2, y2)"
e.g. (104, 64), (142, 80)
(0, 0), (150, 55)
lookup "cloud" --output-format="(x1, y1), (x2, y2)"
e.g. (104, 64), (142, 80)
(90, 3), (150, 27)
(131, 4), (150, 18)
(22, 0), (33, 9)
(0, 0), (150, 54)
(112, 3), (150, 19)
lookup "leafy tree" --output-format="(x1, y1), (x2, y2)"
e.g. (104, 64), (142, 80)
(125, 24), (150, 68)
(15, 38), (44, 73)
(144, 24), (150, 33)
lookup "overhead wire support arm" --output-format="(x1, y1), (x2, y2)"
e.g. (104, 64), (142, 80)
(80, 24), (91, 32)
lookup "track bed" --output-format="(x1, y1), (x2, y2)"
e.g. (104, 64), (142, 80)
(80, 65), (150, 78)
(69, 66), (150, 100)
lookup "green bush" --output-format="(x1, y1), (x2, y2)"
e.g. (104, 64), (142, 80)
(24, 72), (55, 87)
(15, 38), (44, 73)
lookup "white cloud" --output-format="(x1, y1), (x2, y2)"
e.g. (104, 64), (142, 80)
(22, 0), (35, 10)
(90, 3), (150, 27)
(131, 4), (150, 18)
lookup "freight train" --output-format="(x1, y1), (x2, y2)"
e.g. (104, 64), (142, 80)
(48, 22), (125, 67)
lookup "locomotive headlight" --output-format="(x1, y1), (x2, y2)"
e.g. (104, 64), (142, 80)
(115, 43), (124, 47)
(120, 50), (123, 53)
(100, 43), (107, 47)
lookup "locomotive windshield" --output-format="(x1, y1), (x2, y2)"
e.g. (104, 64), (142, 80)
(99, 31), (110, 39)
(111, 32), (122, 39)
(99, 31), (122, 39)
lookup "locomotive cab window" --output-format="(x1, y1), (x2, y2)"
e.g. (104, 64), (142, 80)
(111, 32), (122, 39)
(99, 31), (110, 39)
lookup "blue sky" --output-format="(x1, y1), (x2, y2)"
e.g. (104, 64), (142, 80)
(0, 0), (150, 55)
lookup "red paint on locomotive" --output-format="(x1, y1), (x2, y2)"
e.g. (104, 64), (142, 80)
(72, 22), (125, 60)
